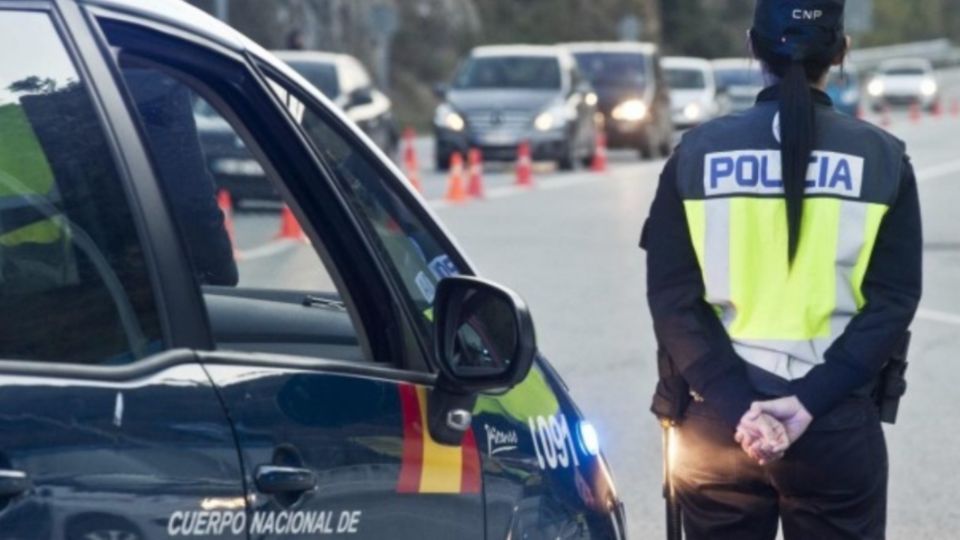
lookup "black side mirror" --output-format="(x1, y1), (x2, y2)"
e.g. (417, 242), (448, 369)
(348, 87), (374, 109)
(427, 276), (537, 444)
(433, 82), (449, 99)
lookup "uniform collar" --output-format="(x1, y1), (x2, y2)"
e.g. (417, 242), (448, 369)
(756, 85), (834, 107)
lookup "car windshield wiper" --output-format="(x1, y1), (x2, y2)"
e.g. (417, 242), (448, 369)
(302, 295), (347, 312)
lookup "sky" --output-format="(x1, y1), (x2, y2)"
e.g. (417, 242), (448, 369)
(0, 11), (83, 107)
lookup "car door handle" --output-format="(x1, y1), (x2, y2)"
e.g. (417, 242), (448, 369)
(255, 465), (316, 495)
(0, 470), (31, 498)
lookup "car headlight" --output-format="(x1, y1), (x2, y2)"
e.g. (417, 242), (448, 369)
(867, 79), (884, 97)
(683, 102), (702, 121)
(534, 111), (556, 131)
(434, 104), (466, 132)
(921, 79), (938, 97)
(584, 92), (598, 107)
(611, 99), (648, 122)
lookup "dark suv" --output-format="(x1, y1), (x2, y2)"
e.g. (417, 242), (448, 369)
(434, 45), (598, 171)
(0, 1), (625, 539)
(566, 42), (675, 159)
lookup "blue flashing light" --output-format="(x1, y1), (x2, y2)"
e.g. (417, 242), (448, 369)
(577, 420), (601, 456)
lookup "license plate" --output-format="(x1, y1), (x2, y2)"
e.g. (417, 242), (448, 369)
(482, 132), (516, 145)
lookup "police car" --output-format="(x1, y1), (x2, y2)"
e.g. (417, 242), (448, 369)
(0, 1), (625, 539)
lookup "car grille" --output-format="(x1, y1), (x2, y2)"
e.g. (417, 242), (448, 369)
(464, 109), (533, 132)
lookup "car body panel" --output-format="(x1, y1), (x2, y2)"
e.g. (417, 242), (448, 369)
(867, 59), (939, 109)
(826, 67), (862, 117)
(565, 41), (674, 157)
(435, 45), (598, 168)
(663, 56), (719, 129)
(712, 58), (767, 114)
(0, 358), (245, 540)
(273, 50), (398, 155)
(0, 2), (625, 538)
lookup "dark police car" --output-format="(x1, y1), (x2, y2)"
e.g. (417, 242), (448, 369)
(0, 1), (625, 539)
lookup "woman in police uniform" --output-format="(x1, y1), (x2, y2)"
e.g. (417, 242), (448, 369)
(643, 0), (922, 538)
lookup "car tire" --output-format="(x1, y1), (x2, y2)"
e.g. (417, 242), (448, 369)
(638, 138), (655, 160)
(435, 153), (450, 172)
(659, 131), (673, 157)
(557, 141), (577, 172)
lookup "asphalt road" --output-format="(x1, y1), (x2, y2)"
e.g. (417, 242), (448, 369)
(232, 69), (960, 538)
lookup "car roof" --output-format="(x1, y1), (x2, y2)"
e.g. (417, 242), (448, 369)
(562, 41), (657, 55)
(471, 45), (563, 58)
(879, 58), (933, 71)
(272, 50), (347, 66)
(79, 0), (316, 88)
(663, 56), (712, 70)
(711, 58), (760, 71)
(81, 0), (249, 50)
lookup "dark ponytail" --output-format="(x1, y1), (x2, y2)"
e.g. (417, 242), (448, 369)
(779, 62), (816, 262)
(751, 30), (845, 263)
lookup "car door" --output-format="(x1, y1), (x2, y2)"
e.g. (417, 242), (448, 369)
(93, 12), (485, 540)
(0, 4), (245, 539)
(259, 65), (626, 540)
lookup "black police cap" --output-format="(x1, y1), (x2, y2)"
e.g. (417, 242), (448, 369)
(752, 0), (846, 60)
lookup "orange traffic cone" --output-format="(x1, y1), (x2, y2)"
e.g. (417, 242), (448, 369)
(909, 102), (922, 123)
(402, 127), (422, 193)
(217, 189), (238, 256)
(951, 98), (960, 117)
(515, 141), (533, 187)
(276, 205), (306, 241)
(466, 148), (485, 199)
(444, 152), (468, 203)
(590, 132), (608, 172)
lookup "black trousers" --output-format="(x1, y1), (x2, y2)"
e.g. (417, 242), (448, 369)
(673, 398), (888, 540)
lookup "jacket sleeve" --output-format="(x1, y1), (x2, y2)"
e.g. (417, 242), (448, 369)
(644, 154), (756, 429)
(793, 156), (923, 417)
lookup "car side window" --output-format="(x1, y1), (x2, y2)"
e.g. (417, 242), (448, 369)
(266, 77), (462, 334)
(0, 11), (163, 364)
(110, 52), (368, 362)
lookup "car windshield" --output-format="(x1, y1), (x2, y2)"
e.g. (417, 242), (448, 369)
(883, 66), (926, 76)
(573, 52), (647, 86)
(828, 70), (859, 87)
(287, 61), (340, 98)
(453, 56), (561, 90)
(714, 67), (765, 89)
(666, 68), (706, 89)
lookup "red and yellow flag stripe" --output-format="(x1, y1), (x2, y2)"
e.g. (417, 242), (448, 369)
(397, 384), (481, 494)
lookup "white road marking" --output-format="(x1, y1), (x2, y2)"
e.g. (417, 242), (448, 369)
(236, 238), (303, 261)
(916, 159), (960, 183)
(915, 308), (960, 326)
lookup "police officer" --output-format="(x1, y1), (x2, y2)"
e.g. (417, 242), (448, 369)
(643, 0), (922, 538)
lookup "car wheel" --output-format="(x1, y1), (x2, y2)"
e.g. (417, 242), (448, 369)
(638, 138), (655, 160)
(658, 129), (673, 157)
(435, 153), (450, 172)
(557, 141), (577, 171)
